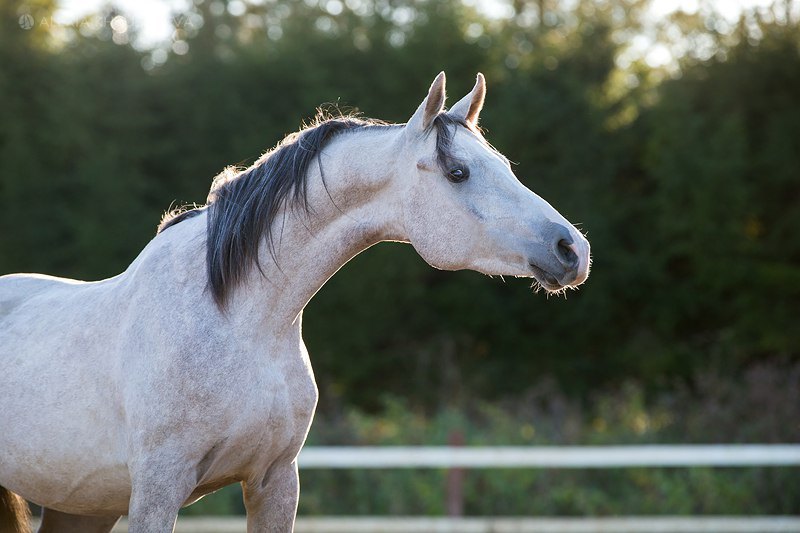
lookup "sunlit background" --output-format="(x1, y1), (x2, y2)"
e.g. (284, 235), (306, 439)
(2, 0), (799, 519)
(52, 0), (799, 66)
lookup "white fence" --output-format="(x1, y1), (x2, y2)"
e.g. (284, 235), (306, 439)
(70, 445), (800, 533)
(101, 515), (800, 532)
(297, 444), (800, 468)
(296, 445), (800, 532)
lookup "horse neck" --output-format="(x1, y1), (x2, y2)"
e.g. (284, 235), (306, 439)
(230, 126), (407, 330)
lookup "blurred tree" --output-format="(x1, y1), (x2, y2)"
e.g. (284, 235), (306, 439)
(0, 0), (798, 409)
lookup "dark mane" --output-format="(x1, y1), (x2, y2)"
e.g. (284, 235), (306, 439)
(158, 112), (474, 307)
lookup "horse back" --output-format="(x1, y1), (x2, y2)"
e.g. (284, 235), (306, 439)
(0, 273), (86, 323)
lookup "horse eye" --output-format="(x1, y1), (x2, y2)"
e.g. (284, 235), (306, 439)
(447, 166), (469, 183)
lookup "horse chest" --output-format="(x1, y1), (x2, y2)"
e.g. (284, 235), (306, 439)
(216, 342), (318, 475)
(248, 362), (316, 431)
(124, 327), (318, 482)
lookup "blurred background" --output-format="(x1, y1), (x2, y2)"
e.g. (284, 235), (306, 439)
(1, 0), (799, 518)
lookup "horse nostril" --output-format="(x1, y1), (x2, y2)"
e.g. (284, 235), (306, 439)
(556, 238), (578, 269)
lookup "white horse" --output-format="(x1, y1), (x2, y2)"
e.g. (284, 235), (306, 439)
(0, 72), (590, 533)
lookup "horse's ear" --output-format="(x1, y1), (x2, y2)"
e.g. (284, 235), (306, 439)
(448, 73), (486, 126)
(406, 71), (446, 133)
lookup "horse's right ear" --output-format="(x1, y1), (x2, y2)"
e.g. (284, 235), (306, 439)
(406, 72), (446, 134)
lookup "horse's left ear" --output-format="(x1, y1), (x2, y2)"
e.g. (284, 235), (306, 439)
(448, 73), (486, 126)
(406, 71), (447, 133)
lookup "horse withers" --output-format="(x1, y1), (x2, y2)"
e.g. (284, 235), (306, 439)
(0, 73), (590, 532)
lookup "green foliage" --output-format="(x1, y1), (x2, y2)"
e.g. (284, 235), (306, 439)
(1, 0), (799, 408)
(183, 360), (800, 515)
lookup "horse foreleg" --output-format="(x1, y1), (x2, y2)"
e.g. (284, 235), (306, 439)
(38, 508), (119, 533)
(125, 462), (195, 533)
(243, 460), (299, 533)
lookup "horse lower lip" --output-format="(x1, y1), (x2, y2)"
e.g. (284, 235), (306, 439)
(544, 273), (559, 285)
(529, 264), (562, 288)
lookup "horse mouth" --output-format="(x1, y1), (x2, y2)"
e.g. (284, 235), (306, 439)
(529, 264), (565, 291)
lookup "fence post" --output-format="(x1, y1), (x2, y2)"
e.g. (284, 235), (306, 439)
(446, 430), (465, 516)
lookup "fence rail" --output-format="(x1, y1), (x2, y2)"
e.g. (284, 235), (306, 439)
(291, 444), (800, 531)
(32, 445), (800, 533)
(298, 444), (800, 468)
(95, 516), (800, 533)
